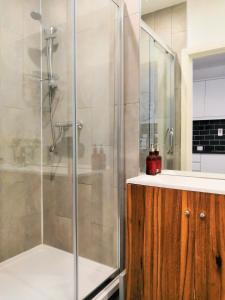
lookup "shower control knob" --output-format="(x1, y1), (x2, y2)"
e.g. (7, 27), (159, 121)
(184, 210), (191, 217)
(199, 212), (206, 219)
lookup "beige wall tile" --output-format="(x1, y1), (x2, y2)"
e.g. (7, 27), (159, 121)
(0, 171), (41, 262)
(124, 0), (140, 16)
(172, 31), (186, 62)
(156, 28), (172, 47)
(172, 3), (187, 34)
(44, 214), (73, 252)
(154, 7), (172, 32)
(124, 13), (140, 104)
(125, 102), (140, 178)
(142, 13), (155, 30)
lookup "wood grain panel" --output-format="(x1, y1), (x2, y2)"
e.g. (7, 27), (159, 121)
(126, 184), (184, 300)
(126, 184), (225, 300)
(126, 184), (145, 300)
(159, 188), (183, 300)
(194, 193), (225, 300)
(180, 191), (196, 300)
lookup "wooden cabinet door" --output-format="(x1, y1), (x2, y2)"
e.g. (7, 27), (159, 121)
(194, 192), (225, 300)
(126, 184), (184, 300)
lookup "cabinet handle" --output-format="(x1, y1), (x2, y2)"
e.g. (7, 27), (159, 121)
(184, 210), (191, 217)
(199, 212), (206, 219)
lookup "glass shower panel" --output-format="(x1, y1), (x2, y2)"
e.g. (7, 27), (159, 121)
(140, 29), (150, 171)
(140, 28), (176, 172)
(0, 0), (42, 262)
(76, 0), (120, 298)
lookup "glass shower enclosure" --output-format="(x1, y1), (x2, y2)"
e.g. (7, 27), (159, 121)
(0, 0), (124, 299)
(140, 21), (180, 172)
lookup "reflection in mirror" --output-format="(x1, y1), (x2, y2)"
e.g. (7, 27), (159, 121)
(192, 53), (225, 174)
(140, 0), (225, 176)
(140, 1), (186, 173)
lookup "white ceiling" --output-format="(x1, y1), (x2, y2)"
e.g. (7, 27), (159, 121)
(142, 0), (186, 15)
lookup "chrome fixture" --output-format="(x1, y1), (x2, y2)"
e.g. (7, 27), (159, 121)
(49, 121), (83, 153)
(45, 26), (58, 89)
(184, 209), (191, 217)
(30, 11), (42, 21)
(55, 121), (83, 130)
(167, 128), (174, 154)
(43, 26), (58, 153)
(200, 212), (206, 219)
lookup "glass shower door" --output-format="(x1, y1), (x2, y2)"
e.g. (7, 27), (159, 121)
(140, 27), (177, 171)
(76, 0), (123, 298)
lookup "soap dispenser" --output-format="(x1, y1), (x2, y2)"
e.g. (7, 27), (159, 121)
(154, 144), (162, 174)
(146, 144), (157, 176)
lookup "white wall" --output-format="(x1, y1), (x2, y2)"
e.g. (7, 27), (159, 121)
(187, 0), (225, 48)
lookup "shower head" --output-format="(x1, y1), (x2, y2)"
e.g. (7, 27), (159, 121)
(30, 11), (42, 21)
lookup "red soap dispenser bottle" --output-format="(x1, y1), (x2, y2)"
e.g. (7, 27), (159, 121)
(146, 144), (157, 176)
(154, 144), (162, 174)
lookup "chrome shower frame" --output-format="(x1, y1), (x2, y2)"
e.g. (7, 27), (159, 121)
(71, 0), (125, 299)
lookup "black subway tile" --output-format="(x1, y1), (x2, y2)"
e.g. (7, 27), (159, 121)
(215, 124), (225, 129)
(200, 140), (210, 145)
(204, 135), (214, 140)
(215, 135), (225, 140)
(210, 130), (217, 134)
(215, 146), (225, 152)
(193, 119), (225, 153)
(201, 130), (209, 135)
(204, 126), (211, 130)
(212, 119), (224, 124)
(193, 130), (199, 135)
(193, 121), (200, 125)
(200, 120), (210, 125)
(204, 146), (214, 152)
(210, 140), (220, 145)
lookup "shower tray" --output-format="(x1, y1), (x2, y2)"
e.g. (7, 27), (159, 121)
(0, 245), (115, 300)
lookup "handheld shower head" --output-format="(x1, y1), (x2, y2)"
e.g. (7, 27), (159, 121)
(30, 11), (42, 21)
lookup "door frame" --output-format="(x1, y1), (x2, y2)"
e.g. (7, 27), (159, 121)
(181, 42), (225, 174)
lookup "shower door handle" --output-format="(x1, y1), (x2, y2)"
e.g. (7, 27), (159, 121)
(167, 128), (174, 154)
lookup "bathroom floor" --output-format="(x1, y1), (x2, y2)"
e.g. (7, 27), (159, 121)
(0, 245), (115, 300)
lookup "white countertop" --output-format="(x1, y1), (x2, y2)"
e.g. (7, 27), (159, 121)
(127, 174), (225, 195)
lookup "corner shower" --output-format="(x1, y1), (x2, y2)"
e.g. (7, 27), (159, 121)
(0, 1), (124, 299)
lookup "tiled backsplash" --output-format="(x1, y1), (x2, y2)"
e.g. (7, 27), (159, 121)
(193, 119), (225, 153)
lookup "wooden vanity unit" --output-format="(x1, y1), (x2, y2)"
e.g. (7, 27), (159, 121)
(126, 175), (225, 300)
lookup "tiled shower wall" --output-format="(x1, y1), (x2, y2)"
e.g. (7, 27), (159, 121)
(124, 0), (140, 180)
(0, 0), (42, 262)
(142, 3), (187, 170)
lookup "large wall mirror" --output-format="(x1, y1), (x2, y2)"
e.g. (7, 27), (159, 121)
(140, 0), (225, 177)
